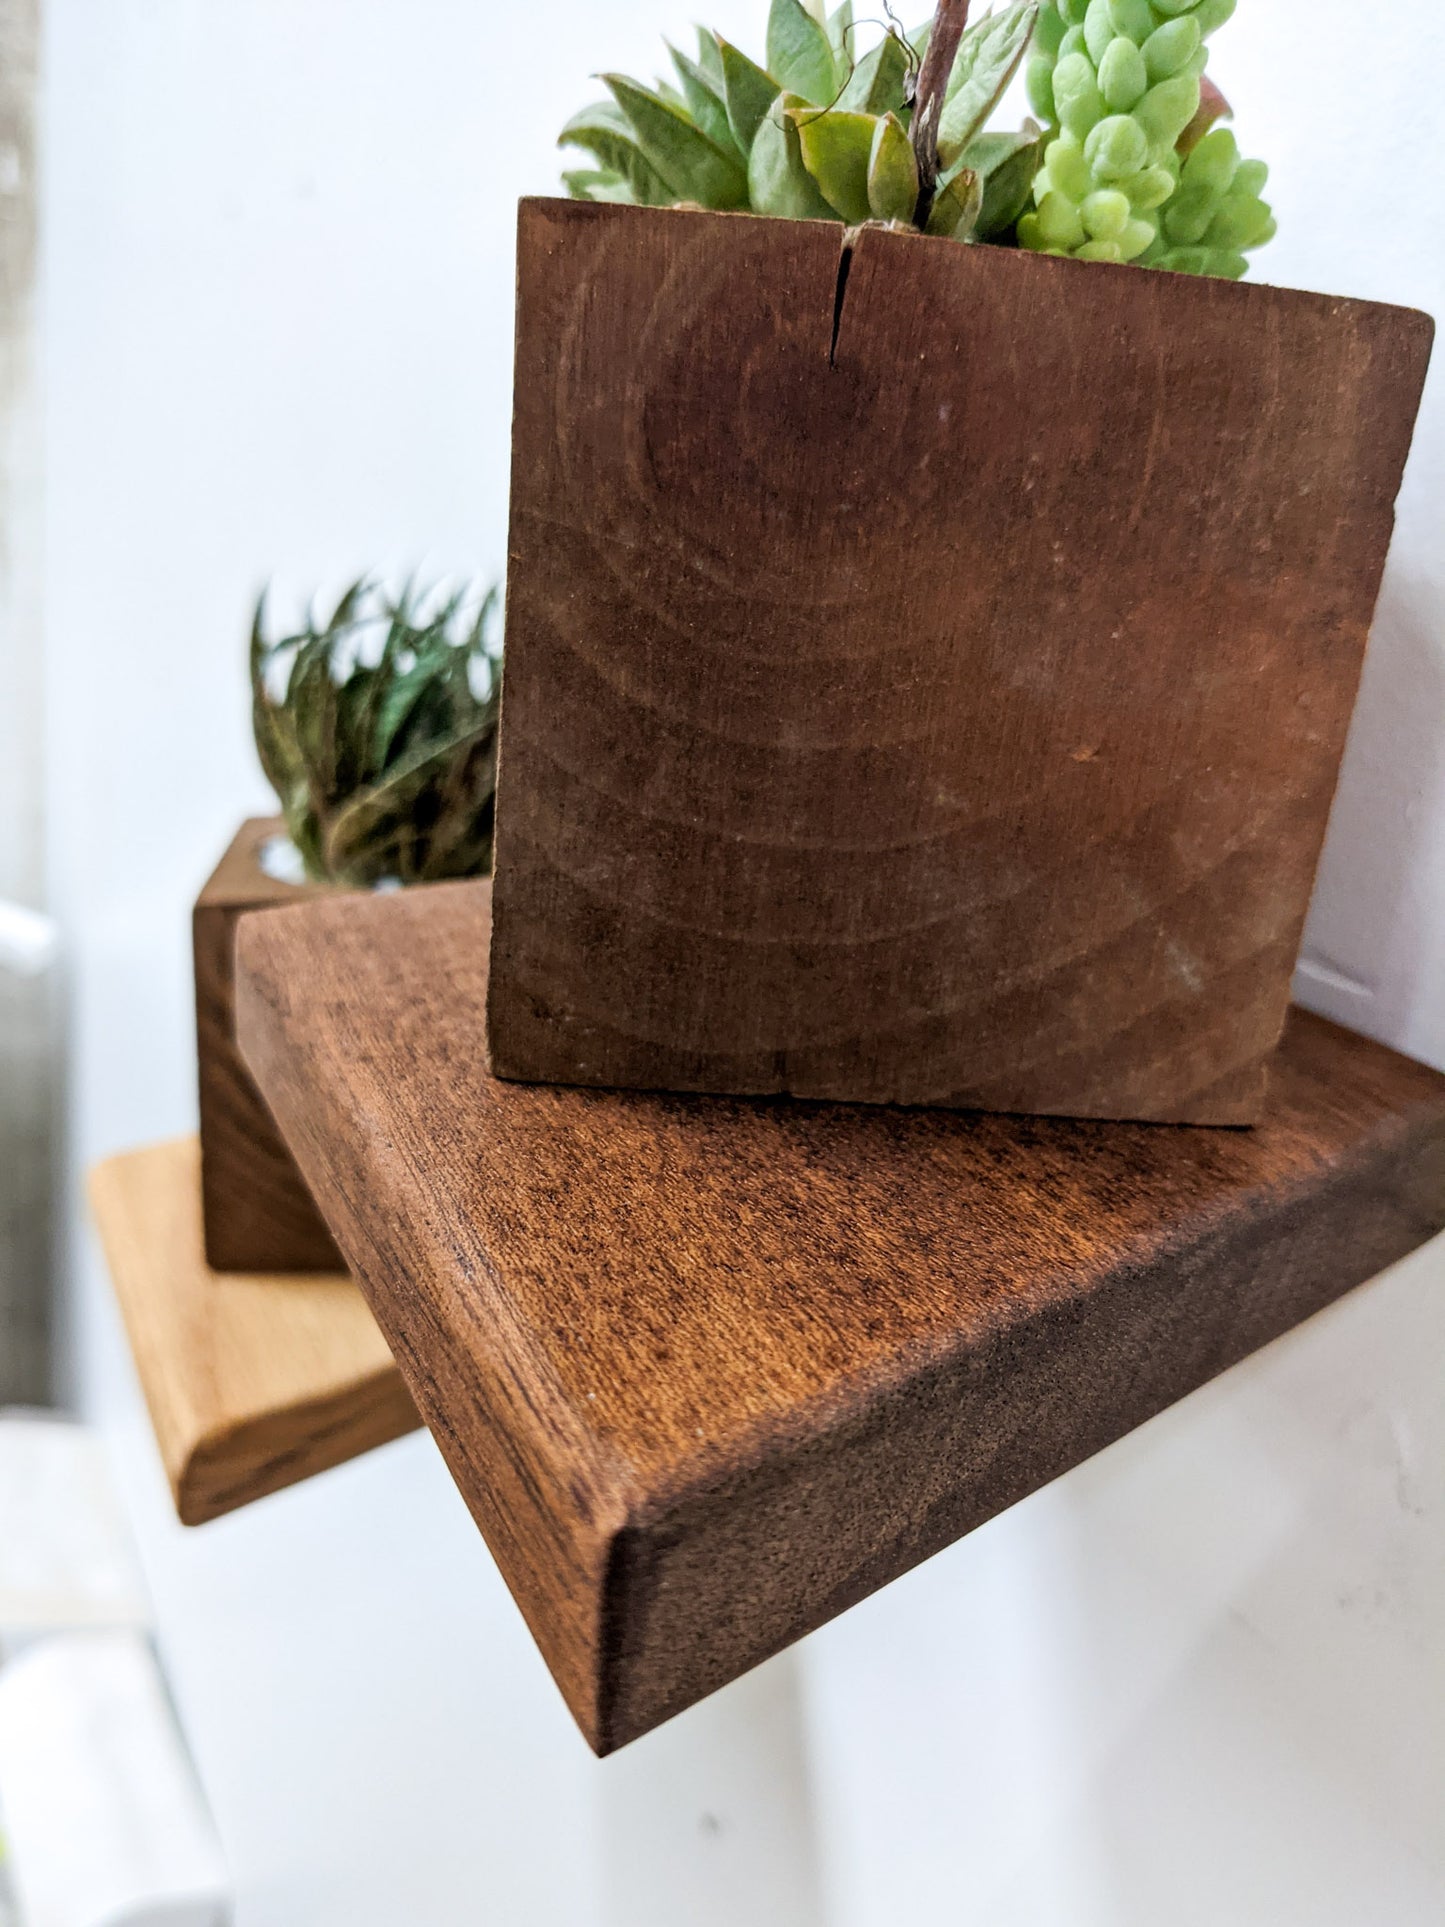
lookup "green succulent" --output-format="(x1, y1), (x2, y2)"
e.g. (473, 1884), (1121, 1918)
(1142, 122), (1275, 273)
(561, 0), (1045, 243)
(251, 579), (502, 889)
(562, 0), (1274, 277)
(1022, 0), (1273, 276)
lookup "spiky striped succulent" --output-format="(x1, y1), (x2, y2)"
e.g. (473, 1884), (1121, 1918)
(251, 579), (502, 889)
(561, 0), (1273, 277)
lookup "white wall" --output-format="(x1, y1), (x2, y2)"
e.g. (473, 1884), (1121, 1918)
(39, 2), (1445, 1923)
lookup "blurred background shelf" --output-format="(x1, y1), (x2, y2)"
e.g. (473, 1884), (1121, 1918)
(89, 1138), (417, 1524)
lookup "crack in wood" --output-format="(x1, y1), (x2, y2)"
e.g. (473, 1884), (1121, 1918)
(829, 234), (854, 370)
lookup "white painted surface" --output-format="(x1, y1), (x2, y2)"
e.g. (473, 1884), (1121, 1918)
(0, 898), (56, 974)
(806, 1240), (1445, 1927)
(0, 1412), (149, 1637)
(37, 1), (1444, 1922)
(0, 1631), (230, 1927)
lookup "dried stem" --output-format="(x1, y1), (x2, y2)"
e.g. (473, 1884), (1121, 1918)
(911, 0), (971, 227)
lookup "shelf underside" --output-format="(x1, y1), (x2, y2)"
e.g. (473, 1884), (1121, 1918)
(236, 879), (1445, 1752)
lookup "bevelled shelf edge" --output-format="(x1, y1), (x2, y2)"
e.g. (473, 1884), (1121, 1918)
(89, 1138), (418, 1524)
(234, 879), (1445, 1751)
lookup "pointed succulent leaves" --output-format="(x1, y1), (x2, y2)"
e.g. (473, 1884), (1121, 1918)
(667, 42), (742, 158)
(937, 2), (1039, 168)
(250, 579), (501, 888)
(695, 25), (726, 91)
(766, 0), (840, 106)
(748, 94), (839, 218)
(602, 74), (750, 208)
(558, 101), (673, 206)
(558, 0), (1273, 275)
(826, 0), (856, 78)
(966, 123), (1047, 236)
(251, 596), (302, 814)
(562, 166), (635, 203)
(716, 36), (783, 155)
(868, 112), (920, 222)
(839, 30), (911, 116)
(926, 160), (983, 239)
(793, 106), (877, 223)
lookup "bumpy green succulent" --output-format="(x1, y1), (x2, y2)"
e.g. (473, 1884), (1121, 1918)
(251, 579), (502, 889)
(1021, 0), (1273, 276)
(1143, 122), (1275, 272)
(561, 0), (1045, 243)
(563, 0), (1275, 279)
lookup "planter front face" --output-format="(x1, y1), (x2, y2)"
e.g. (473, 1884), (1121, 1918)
(195, 819), (342, 1271)
(488, 199), (1433, 1122)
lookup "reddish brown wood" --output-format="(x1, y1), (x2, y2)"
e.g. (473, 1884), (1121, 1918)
(236, 878), (1445, 1752)
(488, 198), (1433, 1122)
(195, 818), (342, 1271)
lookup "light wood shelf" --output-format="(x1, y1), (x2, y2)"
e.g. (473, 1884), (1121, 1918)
(90, 1138), (417, 1525)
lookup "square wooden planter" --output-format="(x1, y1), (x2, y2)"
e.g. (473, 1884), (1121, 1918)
(194, 818), (341, 1272)
(488, 198), (1433, 1124)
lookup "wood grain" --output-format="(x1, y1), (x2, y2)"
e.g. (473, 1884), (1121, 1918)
(237, 878), (1445, 1751)
(89, 1137), (416, 1525)
(488, 198), (1434, 1122)
(195, 818), (342, 1271)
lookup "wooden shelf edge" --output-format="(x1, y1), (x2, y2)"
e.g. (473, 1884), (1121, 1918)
(232, 881), (1445, 1751)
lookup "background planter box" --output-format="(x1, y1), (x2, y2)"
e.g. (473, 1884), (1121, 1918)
(488, 199), (1433, 1124)
(195, 818), (341, 1271)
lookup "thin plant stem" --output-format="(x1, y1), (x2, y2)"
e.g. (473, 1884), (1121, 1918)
(911, 0), (971, 225)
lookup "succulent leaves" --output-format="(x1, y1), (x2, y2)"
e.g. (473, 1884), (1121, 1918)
(968, 124), (1048, 235)
(562, 0), (1038, 243)
(869, 112), (922, 223)
(1020, 0), (1273, 276)
(1147, 122), (1273, 273)
(935, 2), (1039, 167)
(794, 108), (881, 224)
(557, 102), (673, 205)
(717, 37), (780, 153)
(839, 32), (912, 116)
(560, 0), (1273, 278)
(600, 74), (749, 207)
(251, 580), (503, 889)
(749, 93), (839, 218)
(766, 0), (840, 106)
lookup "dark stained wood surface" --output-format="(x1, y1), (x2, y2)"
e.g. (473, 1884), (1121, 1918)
(236, 878), (1445, 1752)
(488, 198), (1434, 1122)
(90, 1137), (416, 1525)
(195, 818), (342, 1271)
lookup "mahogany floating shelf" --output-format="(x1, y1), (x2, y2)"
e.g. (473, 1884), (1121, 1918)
(236, 881), (1445, 1753)
(89, 1139), (417, 1524)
